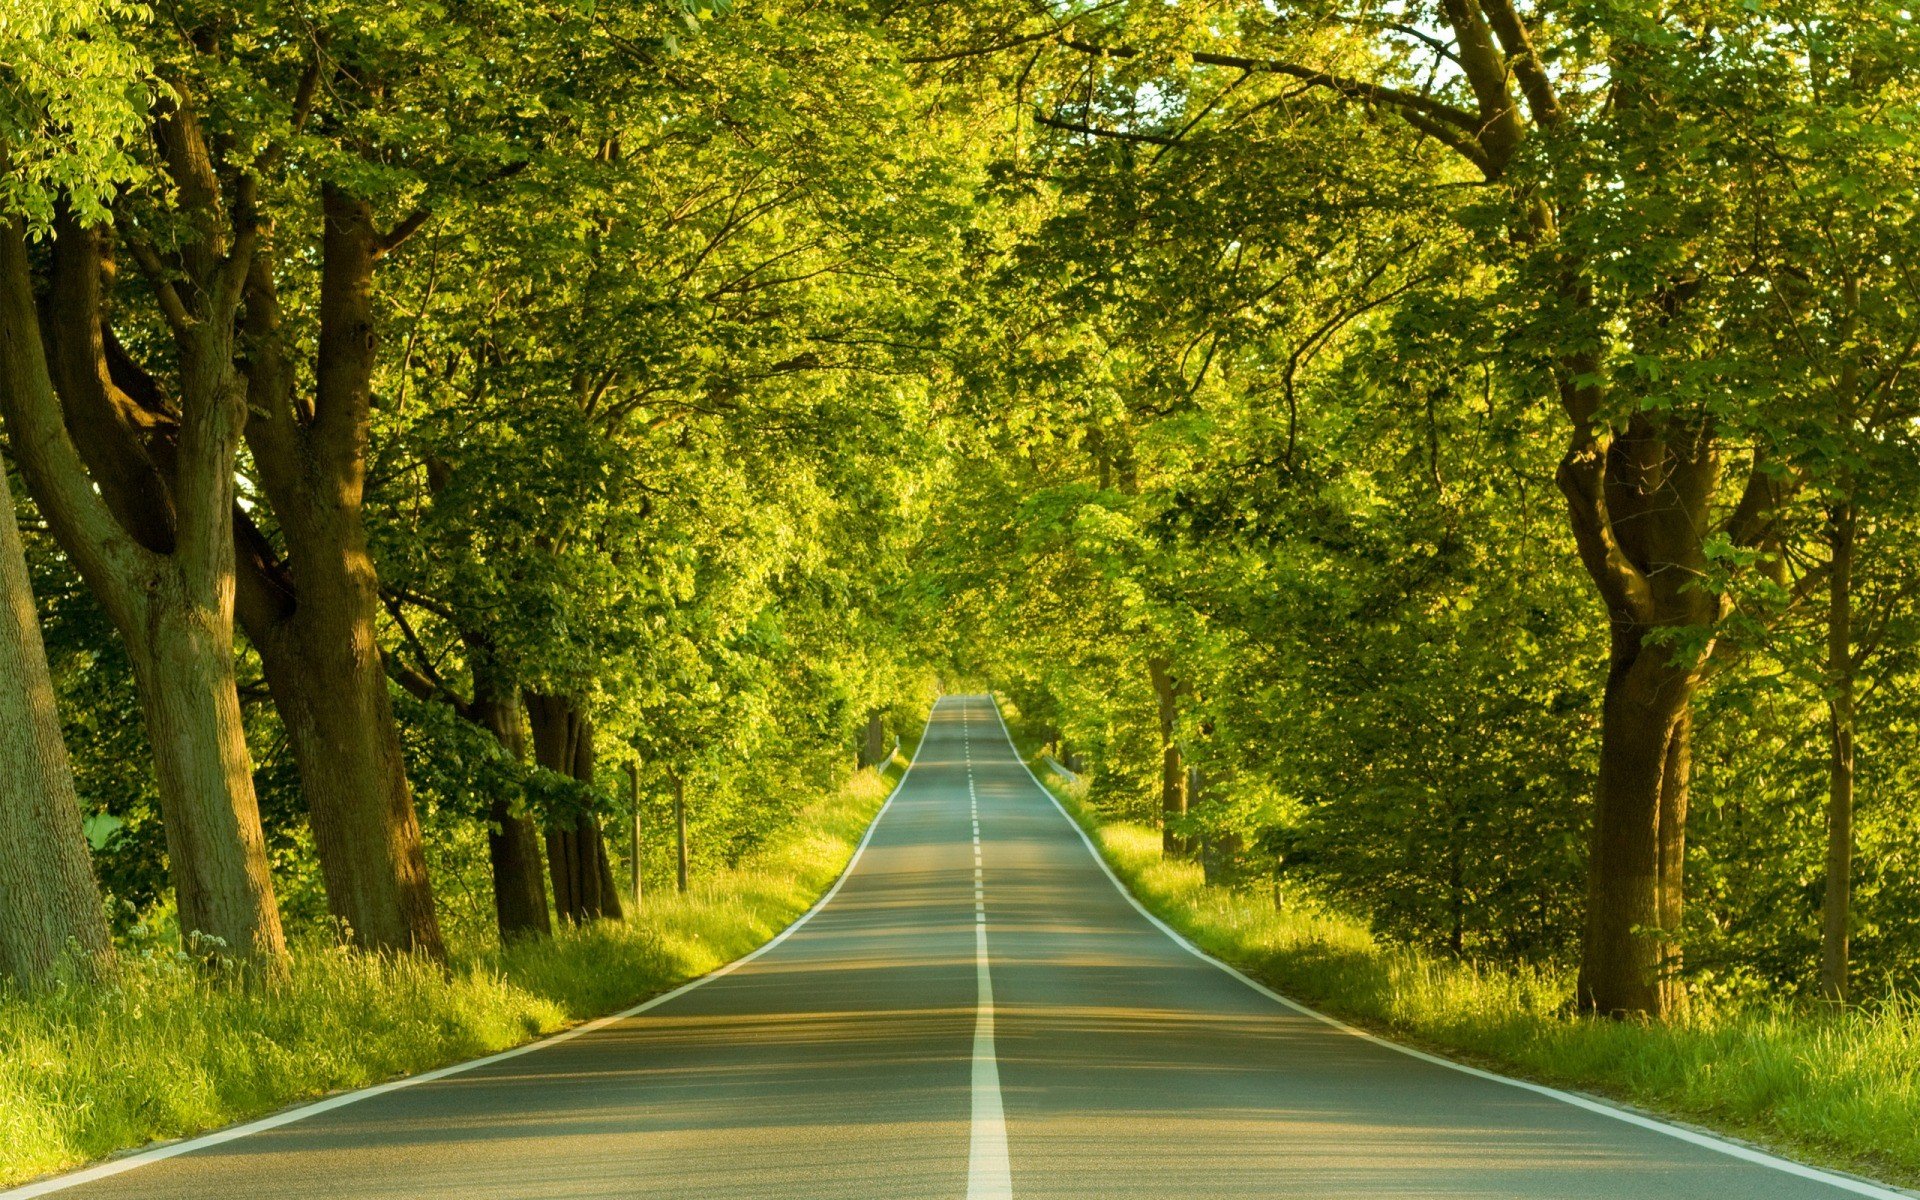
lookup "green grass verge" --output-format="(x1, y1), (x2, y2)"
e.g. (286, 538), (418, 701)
(0, 764), (898, 1188)
(1022, 757), (1920, 1192)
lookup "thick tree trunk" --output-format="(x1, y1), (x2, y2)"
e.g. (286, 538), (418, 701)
(254, 606), (441, 955)
(1555, 394), (1731, 1019)
(1575, 632), (1694, 1017)
(594, 824), (623, 919)
(237, 186), (443, 958)
(23, 205), (426, 962)
(489, 799), (550, 940)
(1821, 500), (1856, 1003)
(131, 587), (288, 964)
(576, 714), (622, 921)
(0, 465), (113, 986)
(1148, 657), (1187, 856)
(0, 216), (287, 971)
(863, 711), (887, 767)
(546, 819), (579, 922)
(1657, 708), (1690, 988)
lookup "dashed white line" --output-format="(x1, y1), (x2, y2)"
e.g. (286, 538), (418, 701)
(963, 701), (1012, 1200)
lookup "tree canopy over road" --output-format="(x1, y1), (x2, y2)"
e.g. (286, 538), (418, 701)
(4, 0), (1920, 1029)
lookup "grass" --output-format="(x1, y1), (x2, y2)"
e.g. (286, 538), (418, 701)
(1027, 761), (1920, 1191)
(0, 762), (898, 1189)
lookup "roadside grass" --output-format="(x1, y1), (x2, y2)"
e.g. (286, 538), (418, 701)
(1025, 761), (1920, 1191)
(0, 763), (898, 1189)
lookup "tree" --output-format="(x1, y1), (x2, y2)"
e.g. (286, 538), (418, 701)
(0, 0), (288, 968)
(0, 0), (140, 989)
(911, 0), (1915, 1017)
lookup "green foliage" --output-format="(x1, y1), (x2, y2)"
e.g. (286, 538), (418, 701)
(0, 0), (150, 227)
(7, 0), (1920, 1176)
(931, 0), (1920, 1010)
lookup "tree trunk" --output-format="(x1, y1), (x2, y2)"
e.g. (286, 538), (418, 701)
(1148, 657), (1187, 856)
(0, 215), (287, 971)
(628, 761), (643, 913)
(1555, 397), (1731, 1020)
(1821, 498), (1856, 1003)
(864, 710), (887, 767)
(489, 801), (550, 941)
(674, 771), (690, 894)
(546, 820), (579, 923)
(253, 610), (441, 955)
(235, 187), (443, 958)
(574, 707), (622, 922)
(526, 693), (621, 924)
(1575, 633), (1695, 1017)
(594, 821), (622, 920)
(130, 585), (288, 964)
(0, 463), (114, 986)
(469, 671), (550, 942)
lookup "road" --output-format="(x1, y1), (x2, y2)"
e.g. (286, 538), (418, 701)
(16, 694), (1906, 1199)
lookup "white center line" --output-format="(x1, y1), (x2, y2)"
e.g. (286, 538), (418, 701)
(963, 701), (1012, 1200)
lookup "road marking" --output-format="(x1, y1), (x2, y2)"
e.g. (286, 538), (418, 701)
(0, 711), (949, 1200)
(963, 701), (1013, 1200)
(983, 699), (1915, 1200)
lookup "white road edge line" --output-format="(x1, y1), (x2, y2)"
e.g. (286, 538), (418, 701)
(1, 707), (940, 1200)
(965, 702), (1014, 1200)
(986, 697), (1916, 1200)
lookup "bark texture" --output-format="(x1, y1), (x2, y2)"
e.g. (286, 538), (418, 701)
(0, 202), (287, 968)
(236, 186), (443, 957)
(1557, 398), (1727, 1017)
(674, 771), (690, 894)
(1821, 499), (1856, 1002)
(1578, 633), (1697, 1015)
(474, 672), (552, 941)
(0, 463), (113, 986)
(526, 693), (623, 925)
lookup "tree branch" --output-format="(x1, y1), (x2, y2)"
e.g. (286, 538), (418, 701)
(1478, 0), (1561, 126)
(1061, 38), (1481, 132)
(1554, 364), (1655, 623)
(1034, 108), (1179, 146)
(375, 209), (433, 259)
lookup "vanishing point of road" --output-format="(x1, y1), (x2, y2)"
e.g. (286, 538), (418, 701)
(13, 695), (1907, 1200)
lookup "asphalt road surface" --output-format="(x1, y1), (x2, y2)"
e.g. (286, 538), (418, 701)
(16, 695), (1907, 1200)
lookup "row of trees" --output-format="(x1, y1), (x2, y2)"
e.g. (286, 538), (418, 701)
(925, 0), (1920, 1016)
(0, 0), (960, 986)
(7, 0), (1918, 1027)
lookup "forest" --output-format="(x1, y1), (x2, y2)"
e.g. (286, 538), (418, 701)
(2, 0), (1919, 1183)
